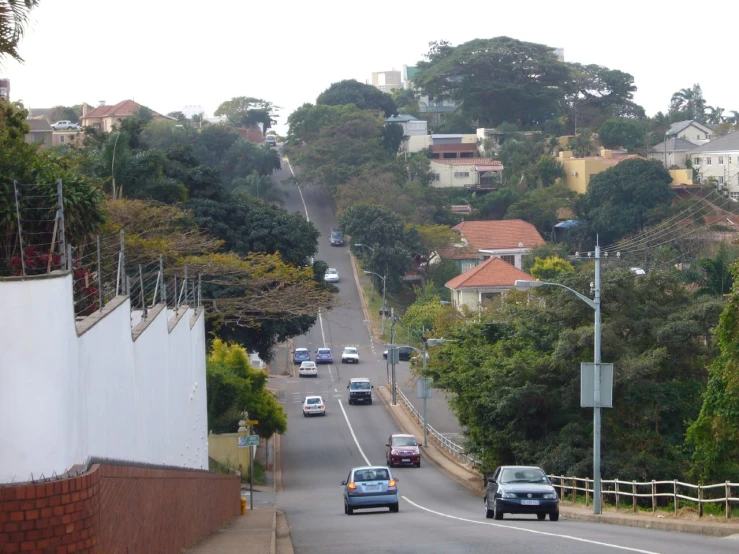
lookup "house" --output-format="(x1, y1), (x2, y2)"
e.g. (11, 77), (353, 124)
(24, 119), (53, 147)
(385, 114), (427, 137)
(436, 245), (481, 273)
(372, 70), (402, 94)
(445, 256), (534, 311)
(430, 158), (503, 189)
(406, 133), (478, 155)
(689, 132), (739, 199)
(81, 99), (171, 132)
(451, 219), (545, 269)
(648, 138), (697, 168)
(52, 131), (84, 148)
(430, 142), (478, 159)
(666, 120), (713, 145)
(558, 149), (642, 194)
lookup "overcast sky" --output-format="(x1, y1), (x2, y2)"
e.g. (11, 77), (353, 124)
(2, 0), (736, 134)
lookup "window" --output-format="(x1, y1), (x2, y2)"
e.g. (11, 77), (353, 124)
(442, 152), (457, 159)
(719, 176), (724, 184)
(454, 171), (470, 178)
(694, 158), (701, 165)
(719, 157), (724, 165)
(706, 157), (712, 165)
(731, 192), (739, 201)
(460, 151), (474, 158)
(433, 173), (440, 181)
(59, 135), (65, 144)
(460, 261), (476, 272)
(500, 255), (515, 265)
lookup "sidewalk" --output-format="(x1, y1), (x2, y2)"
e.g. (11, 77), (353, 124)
(376, 383), (739, 538)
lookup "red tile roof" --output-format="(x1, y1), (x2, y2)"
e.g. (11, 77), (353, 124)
(445, 256), (534, 289)
(437, 246), (480, 260)
(452, 219), (545, 250)
(84, 99), (166, 119)
(431, 158), (502, 166)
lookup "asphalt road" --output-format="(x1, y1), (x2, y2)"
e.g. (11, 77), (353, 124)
(269, 160), (737, 553)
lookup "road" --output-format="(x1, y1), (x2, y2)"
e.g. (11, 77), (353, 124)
(269, 160), (737, 553)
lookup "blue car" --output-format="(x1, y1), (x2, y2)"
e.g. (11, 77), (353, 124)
(316, 347), (333, 364)
(293, 348), (311, 364)
(342, 466), (399, 514)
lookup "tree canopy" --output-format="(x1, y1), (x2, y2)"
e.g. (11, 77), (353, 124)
(316, 79), (397, 117)
(0, 0), (38, 61)
(214, 97), (279, 131)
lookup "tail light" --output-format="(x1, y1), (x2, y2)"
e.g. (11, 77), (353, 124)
(388, 479), (397, 488)
(347, 482), (357, 490)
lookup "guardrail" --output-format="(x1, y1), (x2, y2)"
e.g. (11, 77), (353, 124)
(548, 475), (739, 519)
(392, 384), (478, 466)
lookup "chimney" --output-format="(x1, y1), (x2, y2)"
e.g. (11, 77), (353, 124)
(99, 100), (105, 107)
(82, 104), (88, 117)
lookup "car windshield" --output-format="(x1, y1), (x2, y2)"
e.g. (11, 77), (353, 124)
(327, 269), (337, 274)
(353, 468), (389, 482)
(392, 437), (417, 447)
(306, 398), (321, 405)
(499, 468), (548, 484)
(344, 348), (357, 354)
(351, 382), (370, 390)
(331, 230), (342, 237)
(318, 349), (330, 355)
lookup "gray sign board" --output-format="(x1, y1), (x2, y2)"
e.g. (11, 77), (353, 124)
(417, 378), (432, 399)
(580, 363), (614, 408)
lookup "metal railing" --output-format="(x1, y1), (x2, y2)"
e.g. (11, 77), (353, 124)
(392, 384), (477, 466)
(548, 475), (739, 519)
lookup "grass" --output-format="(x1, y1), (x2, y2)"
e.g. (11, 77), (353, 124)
(209, 456), (266, 486)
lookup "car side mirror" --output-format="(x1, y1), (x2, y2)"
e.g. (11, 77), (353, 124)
(371, 385), (374, 389)
(346, 384), (350, 389)
(340, 480), (347, 486)
(386, 443), (390, 447)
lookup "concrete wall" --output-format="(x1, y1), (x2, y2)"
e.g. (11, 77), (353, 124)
(208, 433), (241, 468)
(0, 272), (207, 484)
(430, 162), (478, 188)
(0, 463), (240, 553)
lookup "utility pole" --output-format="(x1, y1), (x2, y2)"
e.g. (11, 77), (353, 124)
(422, 337), (428, 448)
(390, 309), (397, 406)
(592, 241), (602, 514)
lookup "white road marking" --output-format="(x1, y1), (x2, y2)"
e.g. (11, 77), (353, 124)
(401, 497), (659, 554)
(337, 399), (371, 466)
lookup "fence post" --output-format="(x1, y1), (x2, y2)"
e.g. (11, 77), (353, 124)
(97, 235), (103, 312)
(139, 265), (147, 319)
(726, 482), (730, 520)
(159, 254), (166, 305)
(632, 481), (637, 513)
(652, 480), (656, 514)
(698, 485), (703, 518)
(615, 479), (619, 511)
(184, 265), (189, 305)
(13, 181), (26, 276)
(585, 477), (589, 507)
(573, 478), (577, 503)
(174, 274), (178, 309)
(674, 479), (678, 516)
(198, 273), (202, 307)
(56, 179), (67, 271)
(119, 230), (126, 295)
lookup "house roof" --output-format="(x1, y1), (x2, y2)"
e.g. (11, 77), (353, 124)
(26, 119), (52, 132)
(445, 256), (534, 290)
(437, 245), (480, 260)
(27, 108), (51, 118)
(451, 219), (545, 250)
(667, 120), (712, 136)
(649, 138), (697, 153)
(385, 114), (418, 123)
(84, 99), (168, 119)
(431, 157), (502, 167)
(689, 131), (739, 154)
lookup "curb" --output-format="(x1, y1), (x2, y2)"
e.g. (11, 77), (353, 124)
(349, 252), (376, 342)
(269, 510), (277, 554)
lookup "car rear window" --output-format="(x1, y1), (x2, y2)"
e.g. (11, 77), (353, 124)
(344, 348), (357, 354)
(351, 382), (370, 390)
(318, 349), (331, 354)
(307, 398), (321, 405)
(354, 468), (389, 481)
(392, 436), (417, 447)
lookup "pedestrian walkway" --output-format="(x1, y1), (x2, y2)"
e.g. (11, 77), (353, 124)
(185, 508), (276, 554)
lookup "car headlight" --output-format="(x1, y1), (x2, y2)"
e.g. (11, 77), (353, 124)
(543, 493), (557, 500)
(500, 492), (517, 499)
(391, 449), (398, 455)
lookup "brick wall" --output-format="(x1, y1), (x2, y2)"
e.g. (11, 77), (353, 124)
(0, 464), (240, 553)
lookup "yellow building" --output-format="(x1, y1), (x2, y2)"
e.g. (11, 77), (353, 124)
(558, 150), (642, 194)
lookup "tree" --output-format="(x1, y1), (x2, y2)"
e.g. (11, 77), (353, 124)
(473, 187), (520, 220)
(413, 37), (570, 127)
(214, 97), (279, 131)
(382, 122), (404, 154)
(410, 224), (459, 261)
(48, 105), (82, 124)
(206, 339), (287, 437)
(0, 0), (38, 61)
(167, 111), (188, 121)
(669, 84), (707, 123)
(407, 152), (434, 186)
(193, 125), (240, 166)
(402, 282), (457, 335)
(598, 118), (646, 151)
(529, 256), (574, 281)
(506, 183), (576, 238)
(316, 79), (397, 117)
(232, 170), (285, 205)
(694, 245), (737, 296)
(568, 128), (596, 157)
(575, 158), (673, 244)
(535, 155), (565, 187)
(392, 88), (420, 117)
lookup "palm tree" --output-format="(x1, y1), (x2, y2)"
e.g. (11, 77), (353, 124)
(705, 106), (725, 125)
(669, 84), (707, 122)
(0, 0), (39, 62)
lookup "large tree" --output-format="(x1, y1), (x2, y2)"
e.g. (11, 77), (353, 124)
(669, 84), (707, 123)
(316, 79), (397, 117)
(598, 118), (646, 151)
(505, 183), (576, 239)
(412, 37), (569, 127)
(575, 158), (673, 244)
(214, 97), (279, 131)
(0, 0), (38, 61)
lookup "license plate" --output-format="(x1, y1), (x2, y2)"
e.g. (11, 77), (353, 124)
(401, 458), (410, 462)
(521, 499), (539, 506)
(366, 485), (380, 491)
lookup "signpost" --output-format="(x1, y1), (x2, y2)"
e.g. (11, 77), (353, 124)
(238, 434), (259, 510)
(580, 363), (614, 408)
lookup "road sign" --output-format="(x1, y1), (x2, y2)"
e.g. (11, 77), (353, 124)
(580, 363), (614, 408)
(387, 346), (399, 364)
(245, 420), (259, 425)
(417, 378), (433, 399)
(238, 435), (260, 448)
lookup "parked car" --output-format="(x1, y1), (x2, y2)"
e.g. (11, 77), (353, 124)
(324, 268), (339, 283)
(382, 345), (416, 361)
(293, 347), (311, 364)
(330, 228), (344, 246)
(315, 347), (333, 364)
(484, 465), (559, 521)
(347, 377), (373, 405)
(51, 120), (80, 131)
(341, 466), (399, 514)
(302, 395), (325, 417)
(386, 434), (421, 468)
(298, 361), (318, 377)
(341, 346), (359, 364)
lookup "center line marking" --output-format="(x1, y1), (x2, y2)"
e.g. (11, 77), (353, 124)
(338, 399), (371, 466)
(401, 497), (659, 554)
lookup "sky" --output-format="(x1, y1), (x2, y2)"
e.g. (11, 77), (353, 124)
(2, 0), (737, 135)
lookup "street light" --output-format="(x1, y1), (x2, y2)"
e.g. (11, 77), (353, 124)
(364, 269), (387, 335)
(420, 337), (456, 448)
(355, 243), (376, 299)
(514, 242), (603, 515)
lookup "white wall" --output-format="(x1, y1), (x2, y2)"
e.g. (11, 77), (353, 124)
(0, 273), (207, 483)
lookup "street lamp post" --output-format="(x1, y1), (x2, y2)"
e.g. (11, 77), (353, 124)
(514, 243), (603, 515)
(363, 269), (387, 335)
(354, 243), (375, 299)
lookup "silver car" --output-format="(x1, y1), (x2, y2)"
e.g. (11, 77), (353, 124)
(341, 466), (399, 514)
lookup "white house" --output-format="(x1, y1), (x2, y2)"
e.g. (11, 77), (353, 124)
(445, 256), (534, 312)
(689, 132), (739, 199)
(648, 137), (697, 168)
(430, 158), (503, 189)
(667, 120), (714, 145)
(385, 114), (427, 136)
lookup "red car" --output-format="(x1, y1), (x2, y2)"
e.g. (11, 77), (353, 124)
(386, 434), (421, 468)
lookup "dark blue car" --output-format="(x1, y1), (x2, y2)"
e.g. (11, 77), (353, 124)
(316, 347), (333, 364)
(293, 348), (311, 364)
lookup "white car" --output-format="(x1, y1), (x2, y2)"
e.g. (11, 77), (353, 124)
(299, 360), (318, 377)
(302, 395), (326, 417)
(324, 268), (339, 283)
(51, 120), (81, 131)
(341, 346), (359, 364)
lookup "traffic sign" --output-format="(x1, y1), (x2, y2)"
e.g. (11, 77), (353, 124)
(238, 435), (260, 448)
(417, 378), (432, 399)
(245, 420), (259, 425)
(580, 363), (614, 408)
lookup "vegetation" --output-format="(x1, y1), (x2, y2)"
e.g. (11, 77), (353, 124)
(0, 0), (38, 61)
